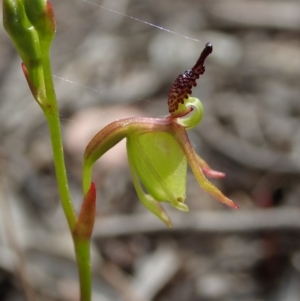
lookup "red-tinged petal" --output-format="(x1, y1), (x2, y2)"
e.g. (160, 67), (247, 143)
(195, 153), (226, 179)
(201, 167), (226, 179)
(171, 122), (238, 209)
(73, 182), (96, 239)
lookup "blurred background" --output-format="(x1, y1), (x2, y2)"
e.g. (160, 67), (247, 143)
(1, 0), (300, 300)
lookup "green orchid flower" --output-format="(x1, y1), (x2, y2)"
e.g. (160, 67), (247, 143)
(83, 43), (238, 227)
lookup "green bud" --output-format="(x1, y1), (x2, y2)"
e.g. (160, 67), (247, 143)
(3, 0), (56, 104)
(24, 0), (56, 45)
(3, 0), (41, 72)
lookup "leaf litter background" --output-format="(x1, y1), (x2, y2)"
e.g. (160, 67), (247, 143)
(1, 0), (300, 300)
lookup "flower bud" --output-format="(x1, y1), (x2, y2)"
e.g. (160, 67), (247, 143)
(3, 0), (56, 104)
(24, 0), (56, 45)
(3, 0), (42, 89)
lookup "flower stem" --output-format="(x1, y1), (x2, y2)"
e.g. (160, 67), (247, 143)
(41, 45), (92, 301)
(74, 238), (92, 301)
(41, 47), (77, 230)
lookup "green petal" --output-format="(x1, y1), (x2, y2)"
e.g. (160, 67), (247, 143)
(129, 162), (172, 227)
(127, 131), (188, 211)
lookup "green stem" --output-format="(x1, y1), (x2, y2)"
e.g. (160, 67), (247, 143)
(74, 238), (92, 301)
(41, 47), (92, 301)
(45, 111), (79, 227)
(41, 49), (77, 230)
(83, 162), (93, 195)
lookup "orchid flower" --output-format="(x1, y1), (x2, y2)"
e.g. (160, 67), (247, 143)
(83, 43), (238, 227)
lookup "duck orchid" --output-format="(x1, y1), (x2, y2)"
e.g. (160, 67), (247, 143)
(83, 43), (238, 227)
